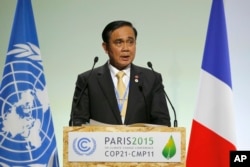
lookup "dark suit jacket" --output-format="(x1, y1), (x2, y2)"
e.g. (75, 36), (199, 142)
(69, 62), (171, 126)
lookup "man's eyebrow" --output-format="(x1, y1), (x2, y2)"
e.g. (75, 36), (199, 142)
(114, 38), (123, 40)
(127, 36), (135, 39)
(112, 36), (135, 42)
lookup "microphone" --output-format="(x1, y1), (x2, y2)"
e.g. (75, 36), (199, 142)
(75, 56), (99, 106)
(138, 80), (150, 122)
(70, 56), (99, 126)
(147, 61), (178, 127)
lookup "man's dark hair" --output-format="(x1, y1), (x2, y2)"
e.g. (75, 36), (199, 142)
(102, 20), (138, 43)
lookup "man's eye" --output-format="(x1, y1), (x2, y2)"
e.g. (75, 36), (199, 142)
(114, 40), (123, 46)
(113, 39), (135, 47)
(115, 41), (122, 44)
(128, 40), (134, 44)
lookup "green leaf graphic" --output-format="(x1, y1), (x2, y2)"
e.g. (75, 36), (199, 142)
(162, 135), (176, 159)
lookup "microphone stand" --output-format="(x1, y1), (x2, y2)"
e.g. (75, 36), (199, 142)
(70, 56), (99, 126)
(147, 61), (178, 127)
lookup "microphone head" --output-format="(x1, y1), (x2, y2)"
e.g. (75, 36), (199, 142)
(138, 84), (143, 91)
(147, 61), (152, 68)
(94, 56), (99, 63)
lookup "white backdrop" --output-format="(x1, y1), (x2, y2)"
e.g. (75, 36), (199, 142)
(0, 0), (249, 165)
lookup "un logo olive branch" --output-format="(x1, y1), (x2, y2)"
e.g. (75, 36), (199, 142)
(7, 42), (42, 66)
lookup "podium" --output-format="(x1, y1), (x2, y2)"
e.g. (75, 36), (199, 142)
(63, 125), (186, 167)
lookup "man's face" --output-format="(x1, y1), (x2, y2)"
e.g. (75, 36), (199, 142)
(102, 26), (136, 70)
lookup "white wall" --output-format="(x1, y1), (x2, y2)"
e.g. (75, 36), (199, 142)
(225, 0), (250, 150)
(0, 0), (249, 165)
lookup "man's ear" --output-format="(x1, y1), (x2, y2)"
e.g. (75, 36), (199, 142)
(102, 42), (108, 54)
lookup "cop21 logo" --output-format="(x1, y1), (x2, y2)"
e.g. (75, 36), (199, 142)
(73, 137), (97, 156)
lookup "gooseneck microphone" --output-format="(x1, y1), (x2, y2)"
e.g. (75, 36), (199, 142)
(138, 83), (150, 123)
(76, 56), (99, 106)
(70, 56), (99, 126)
(147, 61), (178, 127)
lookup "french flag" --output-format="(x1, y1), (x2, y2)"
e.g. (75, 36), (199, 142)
(186, 0), (237, 166)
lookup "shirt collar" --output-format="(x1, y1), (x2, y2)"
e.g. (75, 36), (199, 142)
(108, 61), (131, 77)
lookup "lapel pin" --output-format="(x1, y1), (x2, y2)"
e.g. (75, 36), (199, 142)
(134, 75), (139, 83)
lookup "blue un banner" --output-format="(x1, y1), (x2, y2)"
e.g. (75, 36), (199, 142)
(0, 0), (59, 166)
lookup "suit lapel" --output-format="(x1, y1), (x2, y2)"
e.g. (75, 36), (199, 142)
(125, 65), (143, 122)
(96, 63), (122, 123)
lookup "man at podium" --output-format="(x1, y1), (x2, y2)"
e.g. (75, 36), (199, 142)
(69, 20), (171, 127)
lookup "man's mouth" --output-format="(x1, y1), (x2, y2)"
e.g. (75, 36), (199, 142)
(120, 56), (130, 61)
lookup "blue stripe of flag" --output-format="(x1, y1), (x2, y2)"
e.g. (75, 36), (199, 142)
(201, 0), (232, 89)
(8, 0), (38, 49)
